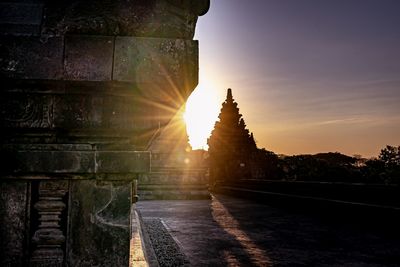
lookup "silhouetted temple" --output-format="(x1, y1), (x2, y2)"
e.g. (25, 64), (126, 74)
(208, 88), (257, 186)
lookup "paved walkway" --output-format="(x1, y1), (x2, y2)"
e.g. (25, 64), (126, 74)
(137, 194), (400, 267)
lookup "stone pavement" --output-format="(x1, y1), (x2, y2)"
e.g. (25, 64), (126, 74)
(137, 194), (400, 267)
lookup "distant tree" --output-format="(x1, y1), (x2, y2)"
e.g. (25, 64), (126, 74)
(358, 145), (400, 184)
(313, 152), (356, 166)
(251, 148), (280, 179)
(378, 145), (400, 184)
(279, 154), (329, 181)
(278, 152), (362, 182)
(362, 159), (386, 184)
(208, 89), (258, 186)
(379, 145), (400, 167)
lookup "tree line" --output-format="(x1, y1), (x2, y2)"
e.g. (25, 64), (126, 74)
(252, 145), (400, 185)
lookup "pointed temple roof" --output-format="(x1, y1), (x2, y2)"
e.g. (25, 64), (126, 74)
(227, 88), (233, 102)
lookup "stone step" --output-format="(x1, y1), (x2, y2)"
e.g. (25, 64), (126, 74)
(139, 184), (208, 190)
(138, 184), (210, 200)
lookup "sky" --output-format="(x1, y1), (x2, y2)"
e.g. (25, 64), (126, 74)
(186, 0), (400, 158)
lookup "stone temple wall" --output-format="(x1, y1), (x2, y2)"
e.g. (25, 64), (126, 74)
(0, 1), (209, 266)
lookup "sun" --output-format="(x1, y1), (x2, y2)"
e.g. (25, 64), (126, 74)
(184, 83), (221, 150)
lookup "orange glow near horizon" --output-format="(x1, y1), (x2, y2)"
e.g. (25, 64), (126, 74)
(184, 82), (221, 150)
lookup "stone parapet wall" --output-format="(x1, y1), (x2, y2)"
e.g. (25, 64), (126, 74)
(140, 168), (208, 185)
(138, 168), (210, 200)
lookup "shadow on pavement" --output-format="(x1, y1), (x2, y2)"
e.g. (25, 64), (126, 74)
(138, 194), (400, 266)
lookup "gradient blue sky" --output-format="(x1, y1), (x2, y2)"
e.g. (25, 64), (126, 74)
(189, 0), (400, 157)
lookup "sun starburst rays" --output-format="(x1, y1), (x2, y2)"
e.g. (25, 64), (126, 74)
(184, 82), (220, 149)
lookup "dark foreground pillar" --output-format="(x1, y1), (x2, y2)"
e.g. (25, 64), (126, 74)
(0, 1), (209, 266)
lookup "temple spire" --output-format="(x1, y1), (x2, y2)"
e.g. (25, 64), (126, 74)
(227, 88), (233, 102)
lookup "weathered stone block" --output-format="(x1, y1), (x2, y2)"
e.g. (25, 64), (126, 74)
(0, 2), (43, 35)
(67, 180), (131, 266)
(103, 94), (162, 133)
(1, 149), (150, 174)
(101, 95), (138, 129)
(53, 94), (104, 129)
(113, 37), (198, 101)
(64, 35), (114, 81)
(0, 36), (63, 79)
(52, 92), (166, 137)
(52, 93), (160, 133)
(96, 151), (151, 174)
(0, 181), (29, 267)
(2, 150), (96, 174)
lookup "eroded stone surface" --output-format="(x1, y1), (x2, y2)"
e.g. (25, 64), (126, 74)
(113, 37), (197, 86)
(0, 36), (63, 79)
(64, 35), (114, 81)
(0, 181), (28, 267)
(96, 151), (150, 174)
(0, 1), (208, 266)
(1, 150), (96, 174)
(1, 149), (150, 174)
(41, 0), (209, 39)
(68, 180), (131, 266)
